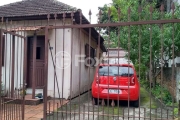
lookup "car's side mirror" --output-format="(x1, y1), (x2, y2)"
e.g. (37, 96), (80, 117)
(137, 75), (139, 78)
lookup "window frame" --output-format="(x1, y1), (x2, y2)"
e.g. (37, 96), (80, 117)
(98, 66), (134, 76)
(85, 44), (96, 66)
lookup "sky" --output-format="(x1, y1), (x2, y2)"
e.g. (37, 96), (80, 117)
(0, 0), (112, 24)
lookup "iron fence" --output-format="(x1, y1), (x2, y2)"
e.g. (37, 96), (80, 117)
(0, 3), (179, 120)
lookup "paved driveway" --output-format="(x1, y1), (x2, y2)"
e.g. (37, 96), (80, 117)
(47, 88), (175, 120)
(1, 99), (68, 120)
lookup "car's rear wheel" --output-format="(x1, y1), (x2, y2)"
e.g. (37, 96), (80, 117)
(133, 99), (139, 107)
(104, 99), (112, 106)
(92, 97), (98, 105)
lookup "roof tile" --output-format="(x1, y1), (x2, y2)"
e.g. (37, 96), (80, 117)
(0, 0), (77, 17)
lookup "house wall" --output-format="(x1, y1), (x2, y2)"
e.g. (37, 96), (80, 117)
(165, 0), (180, 12)
(103, 49), (127, 58)
(1, 19), (72, 98)
(1, 19), (103, 99)
(47, 27), (71, 99)
(71, 28), (103, 98)
(1, 33), (25, 96)
(168, 57), (180, 67)
(176, 67), (180, 102)
(173, 0), (180, 4)
(102, 49), (131, 64)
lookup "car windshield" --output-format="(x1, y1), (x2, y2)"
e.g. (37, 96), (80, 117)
(98, 66), (134, 77)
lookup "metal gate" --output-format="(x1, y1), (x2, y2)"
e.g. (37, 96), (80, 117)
(0, 2), (180, 120)
(0, 29), (26, 120)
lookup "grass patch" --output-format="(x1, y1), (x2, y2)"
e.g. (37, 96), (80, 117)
(147, 103), (157, 109)
(140, 80), (177, 106)
(140, 87), (157, 109)
(58, 103), (78, 111)
(103, 106), (123, 115)
(98, 106), (123, 120)
(140, 87), (149, 105)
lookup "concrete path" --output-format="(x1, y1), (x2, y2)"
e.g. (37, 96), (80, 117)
(47, 89), (175, 120)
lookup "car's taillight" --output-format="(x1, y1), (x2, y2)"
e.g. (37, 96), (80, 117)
(130, 77), (135, 85)
(96, 75), (101, 84)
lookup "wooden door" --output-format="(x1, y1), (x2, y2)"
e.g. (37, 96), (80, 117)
(27, 36), (45, 88)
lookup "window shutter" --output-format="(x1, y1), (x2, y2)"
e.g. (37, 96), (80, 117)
(85, 44), (90, 58)
(85, 44), (97, 67)
(90, 47), (96, 66)
(90, 47), (93, 58)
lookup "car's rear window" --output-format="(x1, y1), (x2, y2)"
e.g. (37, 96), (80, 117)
(98, 66), (134, 76)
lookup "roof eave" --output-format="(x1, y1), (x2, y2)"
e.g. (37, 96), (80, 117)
(1, 12), (107, 52)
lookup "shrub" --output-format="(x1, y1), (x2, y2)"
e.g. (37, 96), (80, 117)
(140, 81), (173, 106)
(0, 81), (4, 96)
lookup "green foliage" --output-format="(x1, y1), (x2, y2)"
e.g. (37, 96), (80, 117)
(174, 108), (178, 115)
(134, 63), (147, 79)
(1, 81), (4, 96)
(140, 80), (174, 106)
(99, 0), (180, 75)
(150, 84), (173, 106)
(99, 0), (180, 109)
(140, 79), (149, 89)
(141, 80), (179, 113)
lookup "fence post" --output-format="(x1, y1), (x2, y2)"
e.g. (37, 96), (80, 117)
(43, 27), (49, 120)
(179, 100), (180, 119)
(0, 29), (2, 120)
(22, 37), (27, 120)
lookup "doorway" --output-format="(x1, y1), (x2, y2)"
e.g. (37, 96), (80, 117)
(27, 36), (45, 88)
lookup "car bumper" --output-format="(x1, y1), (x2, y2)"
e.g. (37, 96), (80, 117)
(92, 84), (139, 101)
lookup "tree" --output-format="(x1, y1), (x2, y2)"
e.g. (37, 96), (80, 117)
(98, 0), (180, 83)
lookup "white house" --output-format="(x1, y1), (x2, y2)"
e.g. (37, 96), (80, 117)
(0, 0), (106, 100)
(102, 48), (130, 64)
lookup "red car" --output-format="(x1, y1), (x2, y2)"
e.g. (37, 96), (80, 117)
(91, 64), (140, 107)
